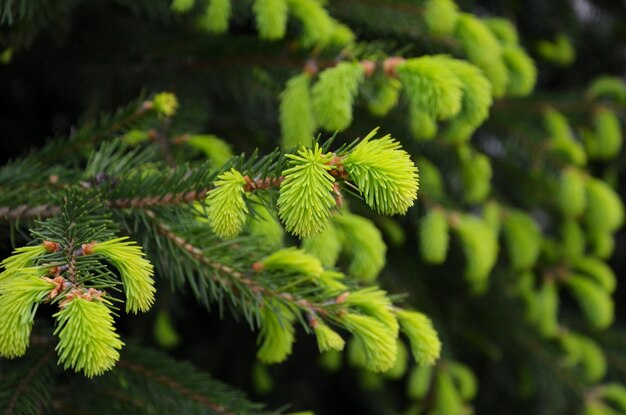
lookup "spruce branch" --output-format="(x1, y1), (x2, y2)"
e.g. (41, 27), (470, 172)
(115, 359), (236, 415)
(1, 348), (56, 415)
(144, 209), (327, 316)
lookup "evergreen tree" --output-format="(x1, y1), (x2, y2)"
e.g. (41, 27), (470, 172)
(0, 0), (625, 414)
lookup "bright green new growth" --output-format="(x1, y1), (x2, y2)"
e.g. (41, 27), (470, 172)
(302, 223), (341, 267)
(396, 309), (441, 366)
(257, 302), (295, 364)
(383, 340), (408, 379)
(54, 297), (124, 378)
(333, 212), (386, 281)
(448, 361), (478, 400)
(153, 310), (181, 349)
(396, 57), (463, 122)
(314, 322), (345, 352)
(535, 279), (560, 338)
(544, 108), (586, 166)
(343, 129), (419, 215)
(458, 147), (492, 203)
(453, 214), (498, 291)
(485, 18), (519, 45)
(0, 270), (54, 358)
(435, 57), (493, 143)
(417, 157), (445, 200)
(91, 237), (156, 313)
(561, 219), (585, 260)
(502, 209), (542, 271)
(482, 200), (502, 233)
(559, 168), (587, 218)
(502, 46), (537, 97)
(368, 77), (401, 117)
(171, 0), (194, 13)
(434, 370), (464, 415)
(186, 134), (233, 167)
(537, 34), (575, 66)
(311, 62), (364, 131)
(407, 365), (434, 400)
(455, 14), (509, 97)
(589, 231), (615, 260)
(0, 244), (47, 283)
(200, 0), (231, 33)
(280, 72), (315, 149)
(344, 288), (398, 336)
(342, 313), (398, 372)
(251, 362), (274, 394)
(585, 108), (623, 160)
(409, 106), (438, 140)
(566, 274), (614, 329)
(248, 202), (285, 248)
(253, 0), (288, 40)
(259, 247), (323, 278)
(420, 209), (450, 264)
(560, 331), (606, 382)
(587, 76), (626, 103)
(572, 257), (616, 293)
(205, 168), (248, 239)
(278, 144), (336, 237)
(601, 384), (626, 413)
(152, 92), (179, 117)
(423, 0), (459, 37)
(286, 0), (336, 47)
(585, 178), (624, 234)
(317, 270), (348, 294)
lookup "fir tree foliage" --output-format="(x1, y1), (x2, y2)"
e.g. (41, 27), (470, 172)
(454, 13), (509, 97)
(396, 56), (463, 139)
(342, 129), (419, 215)
(585, 107), (623, 160)
(277, 144), (337, 237)
(566, 274), (614, 329)
(420, 208), (450, 264)
(280, 72), (315, 149)
(204, 168), (249, 239)
(587, 76), (626, 103)
(502, 209), (542, 271)
(342, 313), (398, 373)
(423, 0), (459, 37)
(544, 107), (587, 166)
(452, 213), (499, 291)
(559, 167), (587, 218)
(185, 134), (233, 167)
(200, 0), (231, 33)
(367, 77), (402, 117)
(54, 296), (124, 378)
(1, 0), (626, 413)
(91, 237), (156, 313)
(302, 223), (342, 267)
(0, 271), (55, 358)
(311, 62), (364, 132)
(396, 309), (441, 366)
(248, 200), (285, 248)
(313, 321), (345, 353)
(253, 0), (288, 40)
(257, 301), (296, 364)
(437, 57), (493, 142)
(333, 212), (386, 281)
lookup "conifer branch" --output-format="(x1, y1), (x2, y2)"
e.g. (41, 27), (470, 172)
(144, 209), (326, 315)
(0, 204), (62, 220)
(0, 179), (283, 221)
(116, 359), (235, 415)
(3, 349), (55, 415)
